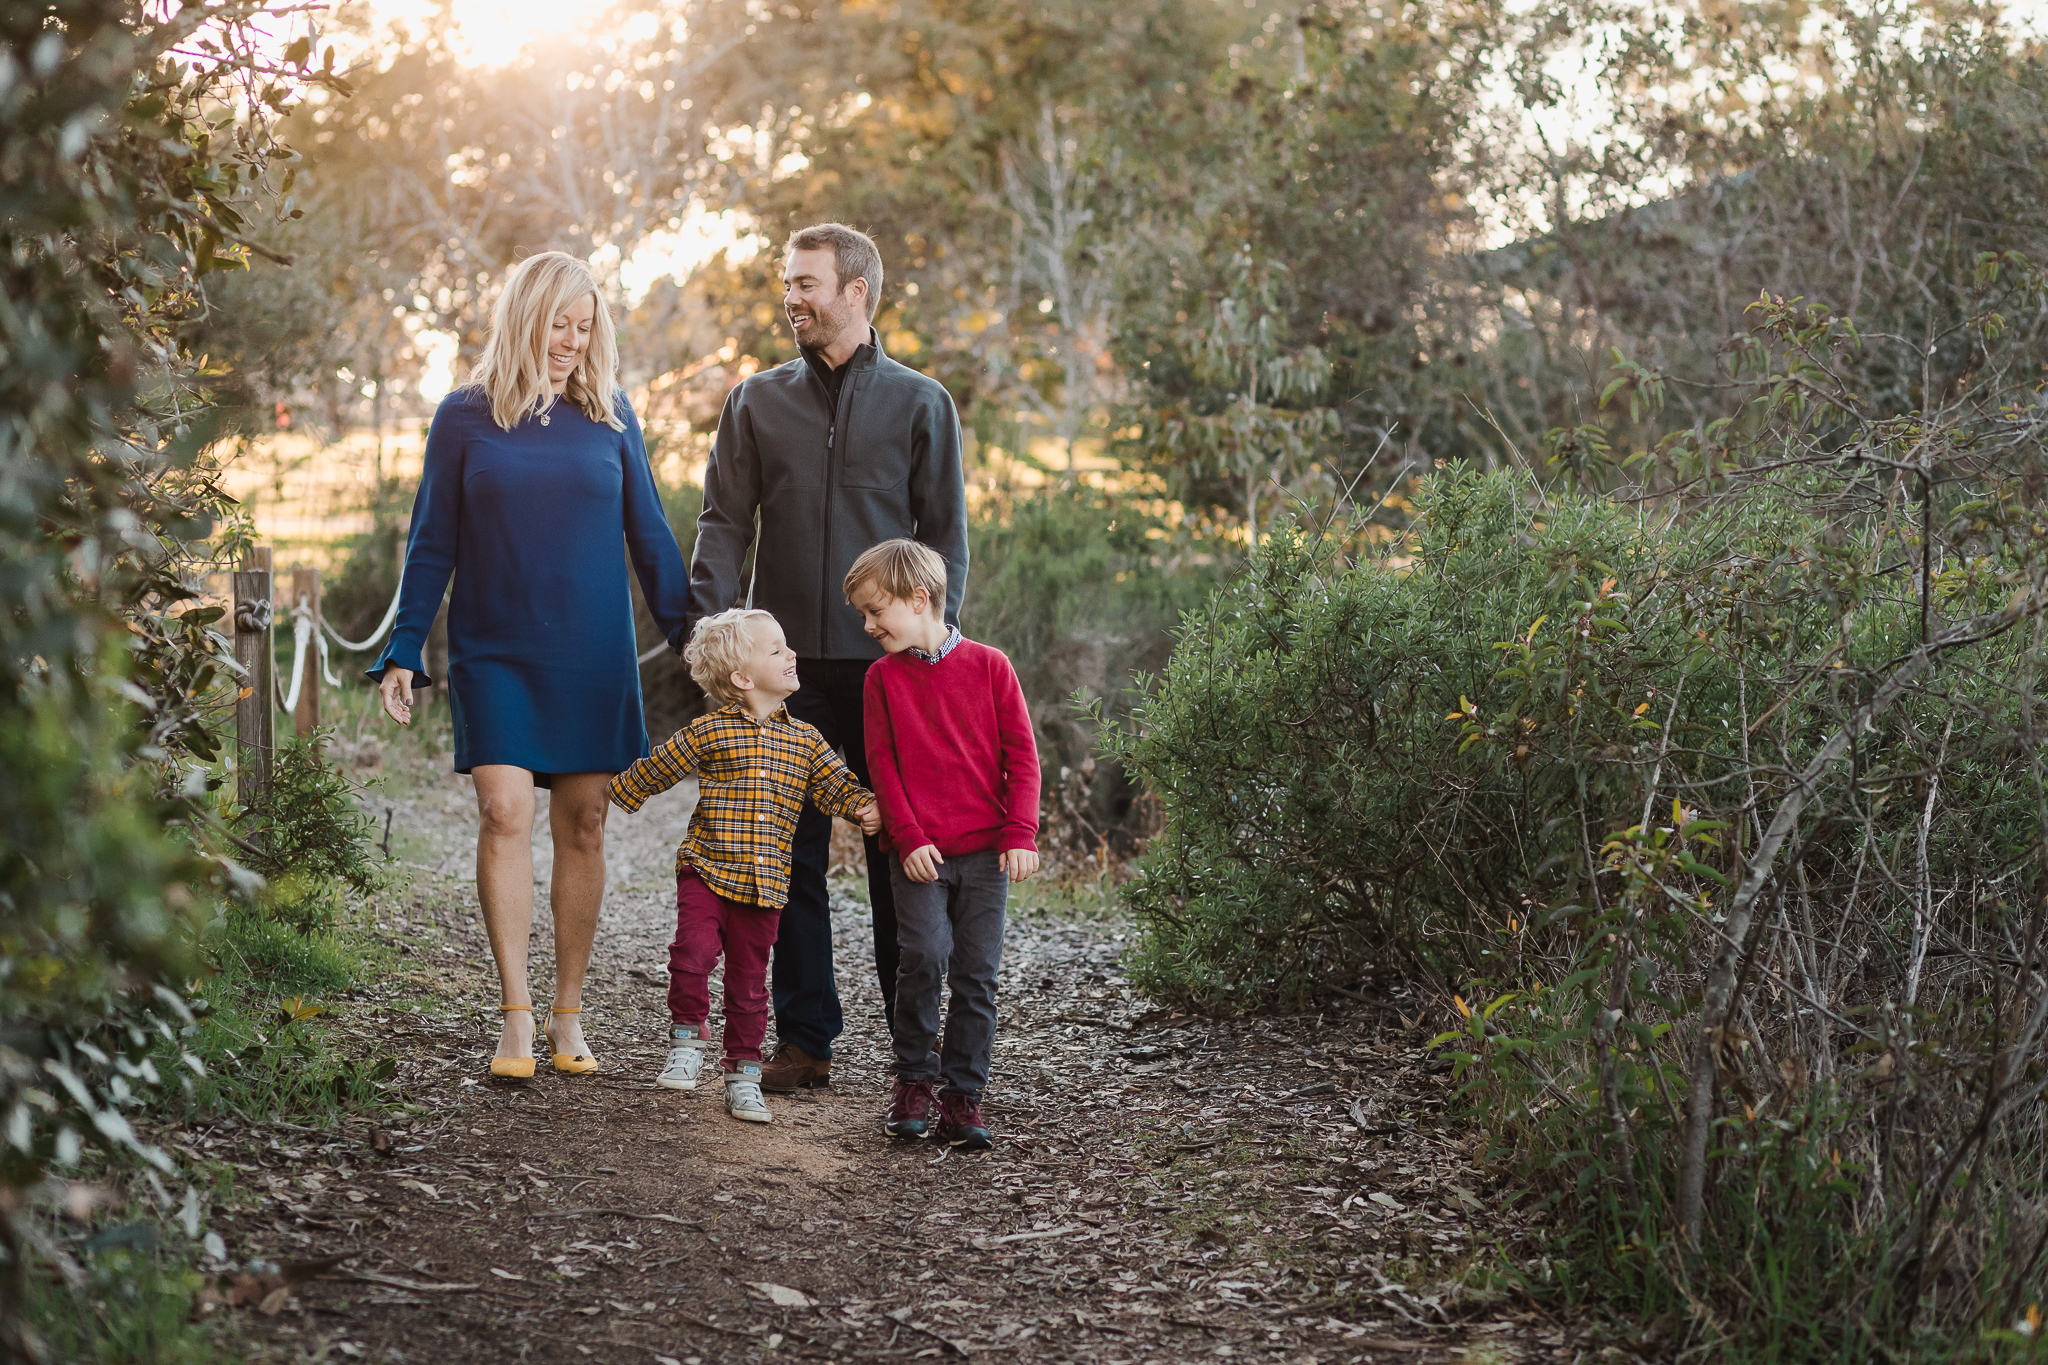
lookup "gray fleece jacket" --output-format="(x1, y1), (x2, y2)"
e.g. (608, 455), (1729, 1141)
(687, 328), (968, 660)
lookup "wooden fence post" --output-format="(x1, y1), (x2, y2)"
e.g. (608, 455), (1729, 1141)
(233, 547), (275, 805)
(292, 564), (321, 739)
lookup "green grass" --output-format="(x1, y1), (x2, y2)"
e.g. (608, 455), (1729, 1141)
(20, 897), (401, 1361)
(155, 906), (395, 1123)
(24, 1248), (230, 1365)
(205, 904), (359, 994)
(1008, 875), (1127, 925)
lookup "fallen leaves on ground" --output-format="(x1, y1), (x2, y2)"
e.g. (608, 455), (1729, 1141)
(159, 757), (1578, 1363)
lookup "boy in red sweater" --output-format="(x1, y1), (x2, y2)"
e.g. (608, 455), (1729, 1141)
(847, 540), (1041, 1150)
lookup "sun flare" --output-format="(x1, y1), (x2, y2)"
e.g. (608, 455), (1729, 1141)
(366, 0), (619, 67)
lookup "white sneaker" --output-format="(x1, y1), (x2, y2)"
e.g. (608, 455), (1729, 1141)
(657, 1031), (709, 1091)
(724, 1062), (772, 1123)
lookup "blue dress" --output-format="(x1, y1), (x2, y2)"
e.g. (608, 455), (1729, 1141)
(369, 388), (692, 785)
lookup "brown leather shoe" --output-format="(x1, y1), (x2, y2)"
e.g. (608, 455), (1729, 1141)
(759, 1043), (832, 1093)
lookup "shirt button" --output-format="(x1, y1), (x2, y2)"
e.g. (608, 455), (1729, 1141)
(756, 856), (764, 864)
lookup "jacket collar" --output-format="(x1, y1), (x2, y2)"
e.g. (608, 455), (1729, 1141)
(798, 326), (883, 392)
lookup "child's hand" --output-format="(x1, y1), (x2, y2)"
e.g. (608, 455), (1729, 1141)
(856, 801), (882, 836)
(901, 844), (944, 883)
(1001, 848), (1040, 883)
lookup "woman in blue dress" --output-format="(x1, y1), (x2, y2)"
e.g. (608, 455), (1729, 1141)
(372, 251), (691, 1079)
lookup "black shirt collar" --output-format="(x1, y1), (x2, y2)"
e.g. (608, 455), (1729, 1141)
(800, 327), (879, 406)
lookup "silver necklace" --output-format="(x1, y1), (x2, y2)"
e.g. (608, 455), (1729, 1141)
(539, 391), (561, 426)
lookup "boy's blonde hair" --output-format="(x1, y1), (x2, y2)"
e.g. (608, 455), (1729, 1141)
(844, 539), (946, 607)
(684, 608), (778, 705)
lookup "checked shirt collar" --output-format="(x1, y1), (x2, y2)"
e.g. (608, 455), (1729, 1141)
(908, 625), (962, 665)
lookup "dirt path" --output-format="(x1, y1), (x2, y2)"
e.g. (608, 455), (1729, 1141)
(197, 743), (1565, 1365)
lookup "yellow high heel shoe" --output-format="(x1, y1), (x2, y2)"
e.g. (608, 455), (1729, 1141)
(489, 1005), (537, 1080)
(544, 1005), (600, 1075)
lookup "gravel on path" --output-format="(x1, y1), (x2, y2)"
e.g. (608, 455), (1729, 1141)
(191, 743), (1566, 1365)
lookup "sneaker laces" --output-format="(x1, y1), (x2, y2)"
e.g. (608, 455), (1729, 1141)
(939, 1092), (983, 1129)
(892, 1079), (937, 1120)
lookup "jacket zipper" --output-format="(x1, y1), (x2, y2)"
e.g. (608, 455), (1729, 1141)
(821, 412), (833, 651)
(819, 350), (861, 654)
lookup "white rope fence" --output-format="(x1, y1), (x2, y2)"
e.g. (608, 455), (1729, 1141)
(321, 571), (404, 652)
(268, 571), (675, 713)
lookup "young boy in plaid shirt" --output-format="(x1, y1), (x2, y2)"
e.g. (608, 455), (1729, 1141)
(608, 608), (880, 1123)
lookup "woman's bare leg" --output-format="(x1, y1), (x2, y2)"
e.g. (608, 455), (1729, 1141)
(472, 765), (538, 1059)
(544, 772), (611, 1059)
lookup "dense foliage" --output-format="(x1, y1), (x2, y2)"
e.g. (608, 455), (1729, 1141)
(1115, 257), (2048, 1354)
(35, 0), (2048, 1356)
(0, 2), (351, 1356)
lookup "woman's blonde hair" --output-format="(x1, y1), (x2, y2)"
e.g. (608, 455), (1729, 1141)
(464, 251), (625, 432)
(685, 608), (779, 706)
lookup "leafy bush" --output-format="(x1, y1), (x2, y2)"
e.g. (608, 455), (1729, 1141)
(233, 736), (387, 931)
(0, 3), (352, 1352)
(1110, 468), (1703, 1005)
(23, 1247), (220, 1365)
(1114, 263), (2048, 1357)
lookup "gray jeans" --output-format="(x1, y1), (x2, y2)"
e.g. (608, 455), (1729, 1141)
(889, 849), (1008, 1096)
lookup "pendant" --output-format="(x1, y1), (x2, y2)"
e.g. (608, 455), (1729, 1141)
(540, 413), (551, 426)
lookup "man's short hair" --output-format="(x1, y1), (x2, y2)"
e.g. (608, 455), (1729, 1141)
(786, 223), (884, 320)
(684, 608), (777, 705)
(844, 539), (947, 608)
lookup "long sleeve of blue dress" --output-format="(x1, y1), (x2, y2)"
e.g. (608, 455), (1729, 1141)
(620, 403), (691, 653)
(370, 396), (464, 688)
(368, 389), (691, 781)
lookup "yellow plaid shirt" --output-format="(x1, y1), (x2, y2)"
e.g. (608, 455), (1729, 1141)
(607, 702), (873, 908)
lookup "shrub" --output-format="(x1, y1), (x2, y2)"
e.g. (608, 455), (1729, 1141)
(1110, 468), (1688, 1007)
(1113, 264), (2048, 1357)
(233, 736), (387, 931)
(0, 4), (344, 1351)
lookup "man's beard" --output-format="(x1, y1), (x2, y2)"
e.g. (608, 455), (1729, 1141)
(791, 303), (850, 355)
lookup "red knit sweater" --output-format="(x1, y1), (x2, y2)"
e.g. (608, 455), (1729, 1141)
(862, 637), (1041, 857)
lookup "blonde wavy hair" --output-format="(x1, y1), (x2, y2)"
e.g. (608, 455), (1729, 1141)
(685, 608), (779, 706)
(464, 251), (625, 432)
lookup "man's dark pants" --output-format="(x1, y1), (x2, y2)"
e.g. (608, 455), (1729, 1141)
(773, 657), (898, 1059)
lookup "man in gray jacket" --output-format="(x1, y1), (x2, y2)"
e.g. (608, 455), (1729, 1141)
(687, 222), (968, 1092)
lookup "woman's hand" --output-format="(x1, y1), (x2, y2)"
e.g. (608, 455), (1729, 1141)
(379, 667), (415, 726)
(1001, 848), (1040, 883)
(900, 844), (943, 883)
(856, 801), (882, 836)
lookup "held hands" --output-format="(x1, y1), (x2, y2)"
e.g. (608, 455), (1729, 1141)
(855, 801), (882, 836)
(378, 667), (415, 726)
(1001, 847), (1041, 883)
(900, 844), (944, 883)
